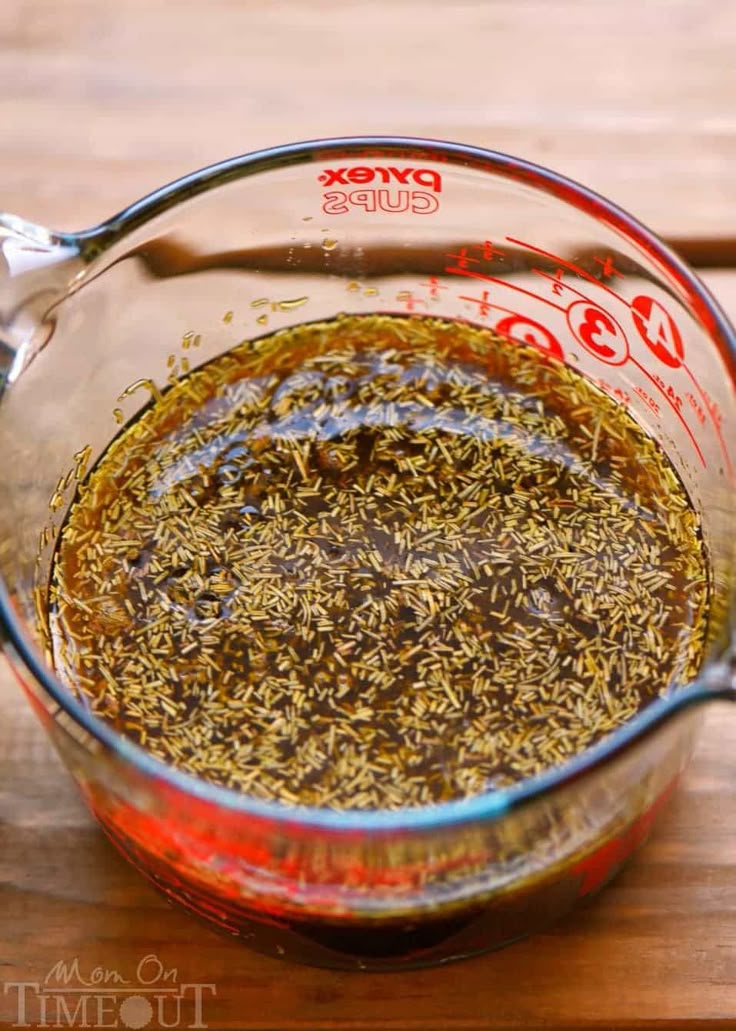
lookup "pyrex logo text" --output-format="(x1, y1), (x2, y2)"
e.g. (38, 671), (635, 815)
(318, 166), (442, 215)
(318, 166), (442, 191)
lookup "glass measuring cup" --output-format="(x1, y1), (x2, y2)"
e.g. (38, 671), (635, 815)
(0, 137), (734, 970)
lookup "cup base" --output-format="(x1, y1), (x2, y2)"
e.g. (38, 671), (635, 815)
(99, 818), (586, 971)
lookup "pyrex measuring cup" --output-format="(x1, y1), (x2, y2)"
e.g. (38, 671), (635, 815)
(0, 137), (734, 971)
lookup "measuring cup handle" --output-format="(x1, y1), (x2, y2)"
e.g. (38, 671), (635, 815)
(0, 213), (83, 389)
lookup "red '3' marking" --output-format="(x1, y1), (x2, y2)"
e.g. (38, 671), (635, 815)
(566, 301), (629, 366)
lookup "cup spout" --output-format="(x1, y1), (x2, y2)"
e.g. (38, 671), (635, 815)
(0, 214), (83, 387)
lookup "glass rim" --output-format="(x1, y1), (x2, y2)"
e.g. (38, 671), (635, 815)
(5, 134), (736, 832)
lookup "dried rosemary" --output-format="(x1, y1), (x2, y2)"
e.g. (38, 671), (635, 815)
(48, 314), (709, 809)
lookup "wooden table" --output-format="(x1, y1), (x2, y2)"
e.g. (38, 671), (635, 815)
(2, 2), (736, 1027)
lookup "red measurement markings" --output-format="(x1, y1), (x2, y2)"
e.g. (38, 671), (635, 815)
(606, 222), (685, 295)
(681, 366), (734, 480)
(420, 275), (447, 301)
(535, 271), (643, 325)
(700, 387), (723, 431)
(629, 356), (705, 468)
(455, 290), (564, 359)
(631, 294), (729, 473)
(630, 295), (684, 368)
(445, 247), (480, 270)
(395, 290), (427, 312)
(458, 288), (493, 318)
(621, 291), (731, 477)
(651, 373), (683, 412)
(444, 262), (566, 314)
(627, 288), (735, 479)
(566, 301), (629, 366)
(532, 268), (566, 296)
(448, 242), (727, 473)
(447, 241), (505, 266)
(594, 379), (631, 406)
(685, 393), (707, 427)
(506, 236), (630, 308)
(478, 239), (506, 260)
(494, 314), (563, 360)
(505, 247), (727, 472)
(633, 384), (660, 416)
(593, 254), (624, 279)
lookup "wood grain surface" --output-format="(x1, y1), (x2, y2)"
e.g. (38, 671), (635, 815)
(2, 0), (736, 238)
(2, 1), (736, 1028)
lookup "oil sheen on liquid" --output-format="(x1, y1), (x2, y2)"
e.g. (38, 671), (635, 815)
(48, 314), (709, 810)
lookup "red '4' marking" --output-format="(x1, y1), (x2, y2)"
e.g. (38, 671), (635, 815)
(630, 295), (685, 368)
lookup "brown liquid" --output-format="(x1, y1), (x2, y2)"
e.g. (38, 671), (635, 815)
(48, 314), (709, 809)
